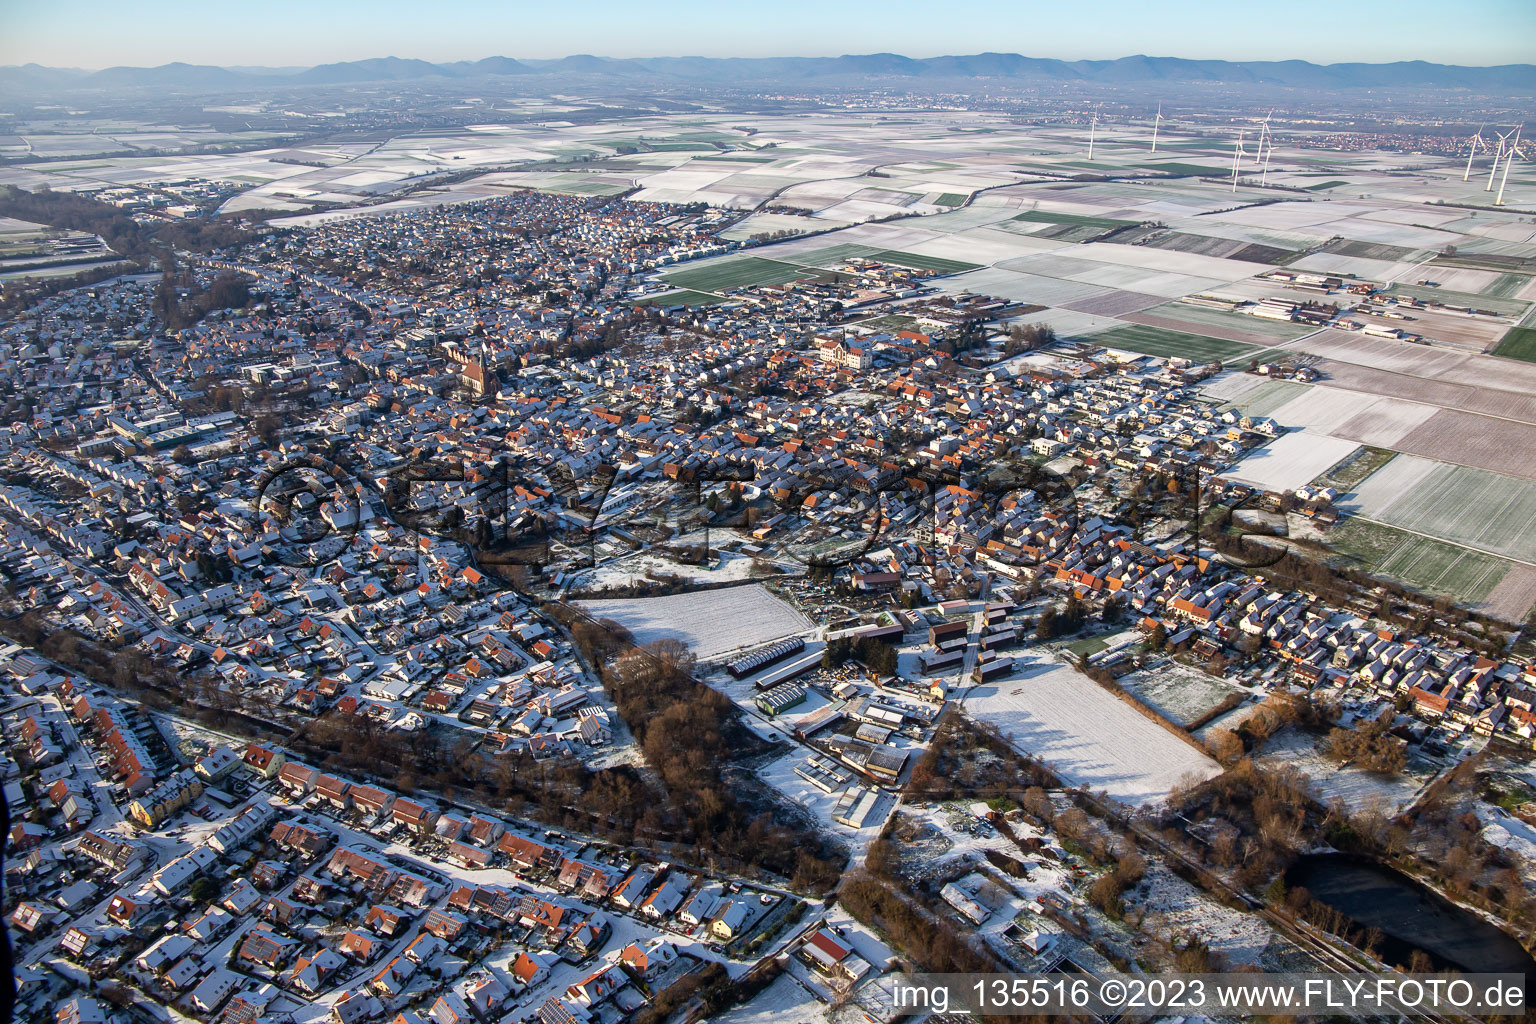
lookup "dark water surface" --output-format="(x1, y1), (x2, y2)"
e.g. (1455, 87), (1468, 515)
(1286, 853), (1535, 977)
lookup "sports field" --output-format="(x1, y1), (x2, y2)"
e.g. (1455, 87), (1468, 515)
(1013, 210), (1136, 230)
(1093, 323), (1256, 363)
(1493, 326), (1536, 363)
(1330, 518), (1510, 607)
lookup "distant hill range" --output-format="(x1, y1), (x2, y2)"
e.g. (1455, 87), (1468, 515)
(4, 53), (1534, 93)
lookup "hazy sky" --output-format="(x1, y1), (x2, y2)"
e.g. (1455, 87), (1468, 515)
(2, 0), (1532, 69)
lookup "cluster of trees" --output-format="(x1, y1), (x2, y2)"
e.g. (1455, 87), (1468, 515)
(1169, 759), (1318, 889)
(153, 270), (253, 330)
(1324, 714), (1408, 775)
(1002, 321), (1058, 357)
(905, 713), (1057, 801)
(559, 612), (847, 892)
(820, 634), (897, 675)
(839, 875), (999, 975)
(1035, 594), (1086, 640)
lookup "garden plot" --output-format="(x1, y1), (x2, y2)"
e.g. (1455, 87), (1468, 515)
(1255, 729), (1427, 814)
(1344, 456), (1536, 563)
(1220, 432), (1361, 493)
(961, 654), (1220, 805)
(1116, 661), (1248, 728)
(576, 583), (811, 660)
(1134, 863), (1275, 965)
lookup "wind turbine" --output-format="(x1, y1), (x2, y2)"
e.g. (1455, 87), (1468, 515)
(1495, 126), (1525, 206)
(1487, 127), (1515, 191)
(1230, 130), (1248, 192)
(1252, 111), (1273, 167)
(1151, 103), (1162, 154)
(1087, 104), (1102, 161)
(1463, 123), (1488, 182)
(1260, 128), (1275, 186)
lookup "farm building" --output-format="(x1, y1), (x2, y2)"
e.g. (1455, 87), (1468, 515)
(726, 636), (806, 679)
(755, 682), (807, 717)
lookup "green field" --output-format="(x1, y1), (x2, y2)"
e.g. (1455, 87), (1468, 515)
(663, 256), (811, 292)
(1482, 273), (1529, 299)
(1311, 446), (1396, 491)
(863, 249), (981, 274)
(1093, 324), (1256, 363)
(934, 193), (967, 207)
(1331, 518), (1509, 605)
(1013, 210), (1136, 230)
(1304, 180), (1350, 191)
(635, 289), (725, 307)
(1493, 326), (1536, 362)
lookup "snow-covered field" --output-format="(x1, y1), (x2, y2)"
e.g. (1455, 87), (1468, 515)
(1219, 431), (1361, 493)
(568, 549), (770, 591)
(1117, 660), (1249, 727)
(575, 583), (812, 660)
(961, 653), (1221, 805)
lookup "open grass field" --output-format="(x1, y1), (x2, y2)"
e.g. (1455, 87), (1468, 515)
(934, 193), (967, 206)
(576, 583), (811, 661)
(1094, 323), (1256, 362)
(1493, 326), (1536, 362)
(635, 288), (723, 307)
(1013, 210), (1136, 230)
(663, 255), (810, 292)
(1330, 517), (1510, 606)
(962, 653), (1220, 805)
(864, 249), (981, 274)
(1304, 180), (1350, 191)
